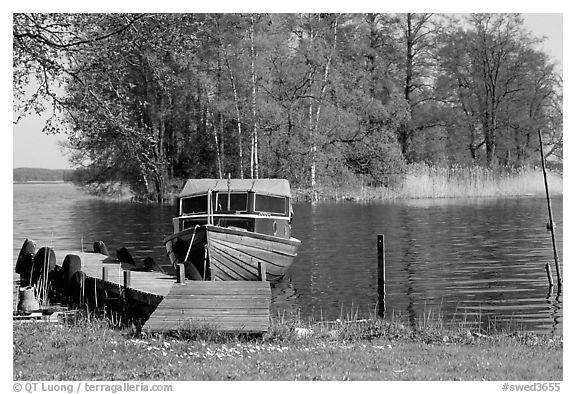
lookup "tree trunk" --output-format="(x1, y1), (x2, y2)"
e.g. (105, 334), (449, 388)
(250, 15), (259, 179)
(211, 109), (223, 179)
(308, 14), (338, 189)
(484, 113), (497, 167)
(401, 13), (414, 157)
(224, 50), (244, 179)
(213, 55), (224, 179)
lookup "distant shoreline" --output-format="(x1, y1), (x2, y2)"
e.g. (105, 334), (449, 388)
(13, 168), (75, 184)
(13, 181), (68, 184)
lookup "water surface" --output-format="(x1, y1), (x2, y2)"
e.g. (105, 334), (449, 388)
(13, 183), (562, 333)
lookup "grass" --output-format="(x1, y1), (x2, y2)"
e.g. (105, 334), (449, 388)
(13, 310), (562, 381)
(293, 164), (562, 202)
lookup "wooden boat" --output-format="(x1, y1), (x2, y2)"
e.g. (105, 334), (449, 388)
(164, 178), (301, 283)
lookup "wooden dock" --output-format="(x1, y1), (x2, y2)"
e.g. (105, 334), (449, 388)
(143, 281), (271, 333)
(14, 247), (271, 334)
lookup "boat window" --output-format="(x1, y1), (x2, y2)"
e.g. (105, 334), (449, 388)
(215, 192), (248, 212)
(181, 195), (208, 215)
(254, 194), (287, 215)
(182, 218), (207, 230)
(217, 218), (253, 231)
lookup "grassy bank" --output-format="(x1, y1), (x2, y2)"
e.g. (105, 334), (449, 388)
(13, 314), (562, 381)
(294, 165), (563, 202)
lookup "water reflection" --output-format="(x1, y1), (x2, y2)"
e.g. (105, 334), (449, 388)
(289, 197), (563, 333)
(545, 287), (562, 336)
(13, 184), (562, 333)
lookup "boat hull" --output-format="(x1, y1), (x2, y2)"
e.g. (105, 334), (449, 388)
(164, 225), (300, 283)
(164, 226), (209, 280)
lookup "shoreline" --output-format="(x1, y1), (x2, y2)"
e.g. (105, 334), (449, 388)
(13, 180), (68, 184)
(13, 314), (562, 381)
(13, 166), (563, 204)
(291, 187), (563, 203)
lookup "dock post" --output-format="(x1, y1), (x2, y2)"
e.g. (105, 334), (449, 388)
(377, 234), (385, 318)
(123, 270), (131, 289)
(176, 263), (186, 284)
(79, 271), (86, 306)
(102, 266), (109, 282)
(258, 262), (267, 282)
(120, 270), (131, 317)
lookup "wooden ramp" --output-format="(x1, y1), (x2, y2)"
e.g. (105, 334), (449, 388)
(58, 250), (175, 299)
(143, 281), (271, 333)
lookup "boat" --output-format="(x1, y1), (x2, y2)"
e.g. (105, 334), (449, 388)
(163, 178), (301, 283)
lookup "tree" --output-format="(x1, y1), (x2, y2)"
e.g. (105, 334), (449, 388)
(13, 13), (145, 132)
(63, 14), (215, 201)
(249, 14), (260, 179)
(399, 13), (441, 160)
(14, 13), (562, 201)
(436, 13), (560, 167)
(500, 48), (563, 165)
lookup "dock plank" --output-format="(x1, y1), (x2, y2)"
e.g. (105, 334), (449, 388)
(157, 299), (271, 309)
(144, 316), (270, 332)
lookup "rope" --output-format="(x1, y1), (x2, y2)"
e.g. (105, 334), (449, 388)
(183, 225), (199, 263)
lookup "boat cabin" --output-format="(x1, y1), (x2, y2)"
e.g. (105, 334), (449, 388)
(174, 179), (294, 239)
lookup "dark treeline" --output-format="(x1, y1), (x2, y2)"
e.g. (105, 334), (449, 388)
(13, 168), (76, 183)
(13, 13), (562, 202)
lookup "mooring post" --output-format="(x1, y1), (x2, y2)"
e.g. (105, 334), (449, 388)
(123, 270), (131, 289)
(102, 266), (109, 282)
(79, 271), (86, 306)
(176, 263), (186, 284)
(377, 234), (385, 318)
(258, 262), (267, 282)
(538, 128), (562, 289)
(545, 263), (554, 288)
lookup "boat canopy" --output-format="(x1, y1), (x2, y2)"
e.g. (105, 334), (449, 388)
(179, 179), (292, 198)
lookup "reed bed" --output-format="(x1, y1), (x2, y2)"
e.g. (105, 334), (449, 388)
(397, 164), (563, 199)
(294, 164), (563, 201)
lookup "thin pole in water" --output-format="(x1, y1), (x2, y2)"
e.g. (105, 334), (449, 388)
(538, 128), (562, 289)
(545, 262), (554, 288)
(377, 234), (385, 318)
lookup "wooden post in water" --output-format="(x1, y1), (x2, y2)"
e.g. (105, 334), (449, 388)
(377, 234), (385, 318)
(545, 263), (554, 288)
(538, 128), (562, 288)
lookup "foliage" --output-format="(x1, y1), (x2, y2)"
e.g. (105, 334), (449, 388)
(13, 13), (562, 201)
(436, 14), (562, 167)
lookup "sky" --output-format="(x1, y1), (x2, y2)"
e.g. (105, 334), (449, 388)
(9, 11), (565, 170)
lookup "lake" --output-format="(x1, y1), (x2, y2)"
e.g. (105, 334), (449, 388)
(12, 183), (563, 334)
